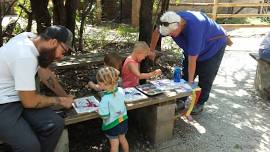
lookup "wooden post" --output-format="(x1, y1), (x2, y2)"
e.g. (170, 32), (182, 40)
(131, 0), (140, 26)
(96, 0), (102, 23)
(212, 0), (218, 21)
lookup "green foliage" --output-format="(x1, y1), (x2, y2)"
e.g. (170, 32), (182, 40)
(161, 37), (183, 65)
(175, 0), (181, 4)
(116, 24), (137, 43)
(216, 18), (248, 24)
(260, 17), (270, 23)
(14, 0), (31, 19)
(81, 23), (138, 51)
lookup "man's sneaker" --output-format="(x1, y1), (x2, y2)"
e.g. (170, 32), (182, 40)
(191, 104), (204, 115)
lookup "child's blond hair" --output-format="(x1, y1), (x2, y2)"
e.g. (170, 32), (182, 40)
(96, 67), (120, 93)
(133, 41), (150, 54)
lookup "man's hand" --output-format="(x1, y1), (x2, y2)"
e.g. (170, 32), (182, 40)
(58, 96), (74, 109)
(148, 51), (156, 61)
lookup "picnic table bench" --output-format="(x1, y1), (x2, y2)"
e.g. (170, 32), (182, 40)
(250, 53), (270, 99)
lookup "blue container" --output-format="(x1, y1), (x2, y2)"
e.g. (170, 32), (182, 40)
(173, 66), (181, 82)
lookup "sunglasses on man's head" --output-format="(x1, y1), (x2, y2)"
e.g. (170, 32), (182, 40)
(160, 21), (179, 27)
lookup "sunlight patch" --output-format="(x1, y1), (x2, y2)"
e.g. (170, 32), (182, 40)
(181, 118), (206, 134)
(235, 89), (249, 97)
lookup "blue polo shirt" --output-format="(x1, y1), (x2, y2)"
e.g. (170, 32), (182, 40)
(170, 11), (227, 61)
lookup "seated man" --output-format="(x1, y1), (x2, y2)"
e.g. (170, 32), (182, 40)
(259, 31), (270, 62)
(0, 25), (74, 152)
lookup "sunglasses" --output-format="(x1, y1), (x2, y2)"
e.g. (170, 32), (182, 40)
(160, 21), (179, 27)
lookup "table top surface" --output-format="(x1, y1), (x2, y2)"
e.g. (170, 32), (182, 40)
(64, 90), (191, 125)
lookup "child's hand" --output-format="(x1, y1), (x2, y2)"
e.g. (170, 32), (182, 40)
(154, 69), (162, 76)
(85, 81), (95, 89)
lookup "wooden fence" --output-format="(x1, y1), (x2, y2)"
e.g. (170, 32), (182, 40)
(170, 0), (270, 28)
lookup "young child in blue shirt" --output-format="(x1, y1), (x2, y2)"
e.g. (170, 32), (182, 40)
(96, 67), (129, 152)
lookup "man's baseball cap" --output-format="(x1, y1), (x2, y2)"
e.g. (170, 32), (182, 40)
(40, 25), (73, 51)
(159, 11), (181, 36)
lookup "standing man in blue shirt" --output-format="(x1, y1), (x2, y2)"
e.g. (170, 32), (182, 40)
(150, 11), (228, 115)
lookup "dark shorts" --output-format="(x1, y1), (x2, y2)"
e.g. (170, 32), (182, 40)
(104, 120), (128, 139)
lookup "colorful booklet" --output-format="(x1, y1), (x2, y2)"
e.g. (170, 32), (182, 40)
(135, 83), (163, 96)
(124, 87), (148, 102)
(72, 96), (100, 114)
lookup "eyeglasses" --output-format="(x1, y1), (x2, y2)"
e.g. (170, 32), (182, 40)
(160, 21), (179, 27)
(59, 42), (69, 54)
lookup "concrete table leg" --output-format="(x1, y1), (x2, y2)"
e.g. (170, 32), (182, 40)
(135, 100), (176, 144)
(255, 60), (270, 99)
(55, 128), (69, 152)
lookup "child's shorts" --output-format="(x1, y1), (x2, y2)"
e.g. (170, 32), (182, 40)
(104, 120), (128, 139)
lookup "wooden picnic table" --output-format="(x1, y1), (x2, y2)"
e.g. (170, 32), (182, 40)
(49, 52), (192, 152)
(55, 89), (191, 152)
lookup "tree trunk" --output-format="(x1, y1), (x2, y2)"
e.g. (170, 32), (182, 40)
(65, 0), (77, 35)
(78, 0), (93, 52)
(155, 0), (170, 51)
(139, 0), (154, 84)
(121, 0), (131, 23)
(102, 0), (118, 21)
(30, 0), (51, 33)
(52, 0), (66, 25)
(139, 0), (153, 44)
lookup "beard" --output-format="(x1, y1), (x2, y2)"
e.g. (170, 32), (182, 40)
(38, 47), (57, 68)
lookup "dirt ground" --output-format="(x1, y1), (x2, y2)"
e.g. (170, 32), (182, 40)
(0, 28), (270, 152)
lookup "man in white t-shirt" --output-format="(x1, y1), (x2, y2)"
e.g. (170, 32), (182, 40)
(0, 25), (74, 152)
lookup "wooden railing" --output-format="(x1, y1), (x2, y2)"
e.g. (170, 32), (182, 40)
(170, 0), (270, 28)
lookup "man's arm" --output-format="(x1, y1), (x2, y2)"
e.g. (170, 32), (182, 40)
(150, 28), (160, 52)
(38, 68), (68, 97)
(188, 55), (198, 84)
(149, 28), (161, 60)
(19, 91), (73, 109)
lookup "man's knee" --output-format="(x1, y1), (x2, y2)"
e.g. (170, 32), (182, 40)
(39, 115), (64, 137)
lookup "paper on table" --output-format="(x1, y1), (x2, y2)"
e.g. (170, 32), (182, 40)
(150, 79), (192, 93)
(72, 96), (100, 114)
(124, 87), (148, 102)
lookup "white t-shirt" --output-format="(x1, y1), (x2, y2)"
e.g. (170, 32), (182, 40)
(0, 32), (39, 104)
